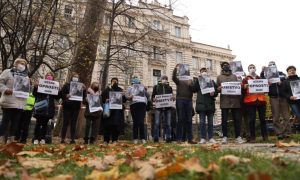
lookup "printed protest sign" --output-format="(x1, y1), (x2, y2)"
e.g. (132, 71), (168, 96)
(264, 66), (280, 84)
(37, 79), (59, 95)
(109, 91), (123, 109)
(177, 64), (191, 81)
(69, 82), (83, 101)
(131, 84), (147, 103)
(230, 61), (244, 77)
(155, 94), (173, 108)
(221, 82), (241, 95)
(198, 75), (215, 94)
(248, 79), (269, 93)
(87, 94), (102, 113)
(13, 75), (30, 98)
(290, 80), (300, 99)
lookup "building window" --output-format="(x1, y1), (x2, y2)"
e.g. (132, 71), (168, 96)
(153, 69), (161, 85)
(104, 13), (111, 25)
(64, 5), (73, 19)
(153, 20), (161, 30)
(126, 15), (135, 28)
(175, 26), (181, 37)
(176, 51), (183, 64)
(206, 59), (213, 70)
(99, 40), (108, 55)
(192, 56), (200, 69)
(153, 46), (162, 60)
(127, 43), (135, 56)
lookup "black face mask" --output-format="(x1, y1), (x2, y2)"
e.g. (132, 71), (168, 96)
(112, 83), (118, 88)
(93, 87), (99, 92)
(222, 66), (230, 72)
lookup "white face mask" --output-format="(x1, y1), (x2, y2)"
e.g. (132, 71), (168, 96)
(201, 72), (208, 76)
(161, 79), (167, 84)
(72, 77), (79, 82)
(249, 68), (256, 74)
(17, 64), (26, 72)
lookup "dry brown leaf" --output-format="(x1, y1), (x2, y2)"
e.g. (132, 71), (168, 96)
(103, 155), (117, 165)
(85, 167), (119, 180)
(46, 174), (73, 180)
(131, 160), (155, 180)
(72, 145), (86, 151)
(17, 151), (40, 157)
(247, 172), (272, 180)
(275, 140), (300, 148)
(20, 169), (41, 180)
(0, 142), (24, 157)
(272, 157), (288, 167)
(0, 160), (17, 178)
(132, 145), (147, 158)
(119, 172), (142, 180)
(208, 144), (221, 151)
(17, 157), (55, 169)
(181, 157), (208, 175)
(219, 155), (240, 166)
(207, 162), (220, 172)
(155, 162), (184, 178)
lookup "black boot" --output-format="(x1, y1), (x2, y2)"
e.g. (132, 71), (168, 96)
(90, 137), (95, 144)
(84, 137), (89, 144)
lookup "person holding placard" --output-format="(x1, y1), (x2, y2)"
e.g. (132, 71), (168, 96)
(194, 68), (218, 144)
(151, 75), (174, 143)
(260, 61), (291, 139)
(0, 58), (29, 144)
(282, 66), (300, 130)
(60, 72), (86, 144)
(101, 77), (126, 144)
(172, 64), (196, 144)
(83, 82), (102, 144)
(217, 62), (244, 144)
(242, 64), (268, 143)
(126, 76), (149, 144)
(32, 72), (60, 145)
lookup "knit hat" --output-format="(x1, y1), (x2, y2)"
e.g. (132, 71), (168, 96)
(13, 58), (27, 66)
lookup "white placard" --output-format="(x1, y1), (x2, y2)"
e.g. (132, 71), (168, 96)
(37, 79), (59, 95)
(13, 75), (30, 98)
(221, 82), (241, 95)
(155, 94), (173, 108)
(69, 82), (83, 101)
(248, 79), (269, 93)
(230, 61), (244, 77)
(290, 80), (300, 99)
(264, 66), (280, 84)
(87, 94), (102, 112)
(198, 75), (215, 94)
(177, 64), (191, 81)
(109, 91), (123, 109)
(133, 96), (147, 103)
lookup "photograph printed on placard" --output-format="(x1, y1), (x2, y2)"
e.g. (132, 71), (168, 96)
(13, 75), (30, 93)
(132, 84), (145, 97)
(70, 82), (83, 97)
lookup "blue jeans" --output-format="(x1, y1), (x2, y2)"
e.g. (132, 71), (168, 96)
(176, 99), (193, 141)
(290, 103), (300, 125)
(154, 109), (171, 140)
(199, 111), (214, 139)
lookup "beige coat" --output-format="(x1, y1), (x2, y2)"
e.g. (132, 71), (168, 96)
(0, 69), (27, 109)
(216, 71), (241, 109)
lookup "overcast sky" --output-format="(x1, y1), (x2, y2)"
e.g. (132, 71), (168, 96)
(157, 0), (300, 74)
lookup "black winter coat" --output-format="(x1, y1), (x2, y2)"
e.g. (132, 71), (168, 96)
(260, 70), (286, 97)
(282, 75), (300, 104)
(60, 82), (86, 110)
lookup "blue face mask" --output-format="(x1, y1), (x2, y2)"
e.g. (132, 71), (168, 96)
(132, 78), (140, 84)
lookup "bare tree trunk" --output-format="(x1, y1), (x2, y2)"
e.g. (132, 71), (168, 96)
(72, 0), (107, 87)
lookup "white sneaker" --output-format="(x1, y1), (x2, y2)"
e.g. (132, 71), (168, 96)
(40, 139), (46, 145)
(33, 140), (39, 145)
(141, 139), (147, 144)
(221, 137), (228, 144)
(208, 138), (217, 144)
(133, 139), (138, 144)
(199, 139), (206, 144)
(235, 136), (245, 144)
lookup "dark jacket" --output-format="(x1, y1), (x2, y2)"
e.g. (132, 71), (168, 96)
(260, 70), (286, 97)
(193, 77), (218, 112)
(152, 81), (173, 110)
(282, 75), (300, 104)
(216, 70), (241, 108)
(60, 82), (86, 110)
(172, 68), (194, 100)
(101, 85), (126, 131)
(33, 86), (60, 119)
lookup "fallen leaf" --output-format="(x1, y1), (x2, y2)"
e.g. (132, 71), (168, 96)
(132, 146), (147, 158)
(208, 144), (221, 151)
(103, 155), (116, 165)
(20, 169), (41, 180)
(181, 157), (208, 175)
(46, 174), (73, 180)
(219, 155), (240, 166)
(272, 157), (288, 167)
(0, 142), (24, 157)
(17, 157), (55, 169)
(132, 160), (155, 180)
(248, 172), (272, 180)
(0, 160), (17, 178)
(155, 162), (184, 178)
(275, 140), (300, 148)
(72, 145), (86, 151)
(207, 162), (220, 172)
(17, 151), (40, 157)
(119, 172), (142, 180)
(85, 167), (119, 180)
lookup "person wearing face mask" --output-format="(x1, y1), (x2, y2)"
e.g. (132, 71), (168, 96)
(217, 62), (245, 144)
(282, 66), (300, 131)
(151, 75), (173, 143)
(242, 64), (268, 143)
(0, 58), (29, 144)
(32, 72), (61, 145)
(193, 68), (218, 144)
(101, 77), (126, 144)
(83, 82), (102, 144)
(260, 61), (291, 139)
(60, 72), (86, 144)
(126, 76), (149, 144)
